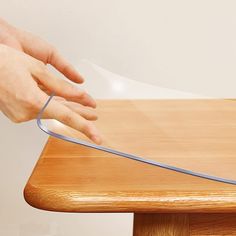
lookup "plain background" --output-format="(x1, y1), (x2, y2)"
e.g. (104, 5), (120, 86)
(1, 0), (236, 97)
(1, 1), (236, 235)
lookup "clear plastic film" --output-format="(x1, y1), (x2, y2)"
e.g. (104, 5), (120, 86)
(38, 60), (236, 185)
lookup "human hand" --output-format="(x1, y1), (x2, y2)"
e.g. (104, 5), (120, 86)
(0, 44), (102, 144)
(0, 18), (102, 144)
(0, 18), (82, 83)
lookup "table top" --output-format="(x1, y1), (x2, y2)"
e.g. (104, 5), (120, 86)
(24, 99), (236, 213)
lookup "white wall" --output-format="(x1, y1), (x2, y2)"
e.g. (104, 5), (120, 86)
(1, 0), (236, 97)
(0, 1), (236, 235)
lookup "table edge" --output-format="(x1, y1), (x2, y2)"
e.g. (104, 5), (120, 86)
(24, 182), (236, 213)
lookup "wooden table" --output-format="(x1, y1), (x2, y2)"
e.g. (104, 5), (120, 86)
(24, 100), (236, 235)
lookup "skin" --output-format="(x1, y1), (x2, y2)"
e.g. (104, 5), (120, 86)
(0, 18), (102, 144)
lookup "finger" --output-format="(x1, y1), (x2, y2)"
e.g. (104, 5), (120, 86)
(48, 48), (84, 84)
(40, 94), (102, 144)
(33, 67), (96, 108)
(56, 98), (98, 121)
(14, 30), (84, 83)
(52, 96), (97, 120)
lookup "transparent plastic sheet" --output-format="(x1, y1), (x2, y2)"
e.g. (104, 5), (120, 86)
(38, 61), (236, 185)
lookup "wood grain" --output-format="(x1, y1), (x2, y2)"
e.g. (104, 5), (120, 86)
(190, 213), (236, 235)
(24, 100), (236, 213)
(133, 213), (236, 236)
(133, 213), (189, 236)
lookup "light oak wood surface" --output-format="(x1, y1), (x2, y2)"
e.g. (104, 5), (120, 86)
(24, 100), (236, 213)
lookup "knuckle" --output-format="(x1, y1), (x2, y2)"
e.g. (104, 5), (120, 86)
(30, 96), (43, 110)
(24, 99), (35, 110)
(61, 113), (73, 124)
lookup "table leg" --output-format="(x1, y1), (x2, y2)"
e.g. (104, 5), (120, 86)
(133, 213), (189, 236)
(133, 213), (236, 236)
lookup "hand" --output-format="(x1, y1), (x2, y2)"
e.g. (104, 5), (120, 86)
(0, 18), (82, 82)
(0, 20), (102, 144)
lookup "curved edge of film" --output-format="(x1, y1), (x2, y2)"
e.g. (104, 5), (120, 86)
(37, 93), (236, 185)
